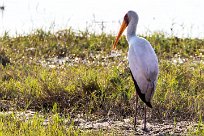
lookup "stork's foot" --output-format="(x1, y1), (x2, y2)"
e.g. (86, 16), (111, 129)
(134, 125), (137, 131)
(142, 127), (149, 132)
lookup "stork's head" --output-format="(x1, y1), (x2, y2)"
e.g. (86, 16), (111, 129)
(112, 10), (138, 50)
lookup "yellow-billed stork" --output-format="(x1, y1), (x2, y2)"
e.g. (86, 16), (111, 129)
(112, 10), (159, 131)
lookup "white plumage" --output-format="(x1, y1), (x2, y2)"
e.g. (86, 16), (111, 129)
(128, 36), (158, 103)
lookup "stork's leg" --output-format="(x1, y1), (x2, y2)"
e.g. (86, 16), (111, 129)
(134, 92), (138, 130)
(143, 105), (147, 131)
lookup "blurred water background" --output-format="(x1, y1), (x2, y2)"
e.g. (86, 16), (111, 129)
(0, 0), (204, 38)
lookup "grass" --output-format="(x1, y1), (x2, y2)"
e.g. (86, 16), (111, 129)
(0, 28), (204, 135)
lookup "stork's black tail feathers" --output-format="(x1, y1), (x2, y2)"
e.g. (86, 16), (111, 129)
(130, 70), (153, 108)
(145, 101), (152, 108)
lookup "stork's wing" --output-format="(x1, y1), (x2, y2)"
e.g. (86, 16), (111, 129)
(128, 37), (159, 104)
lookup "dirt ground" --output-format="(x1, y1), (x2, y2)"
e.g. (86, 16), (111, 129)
(76, 117), (197, 135)
(0, 110), (197, 135)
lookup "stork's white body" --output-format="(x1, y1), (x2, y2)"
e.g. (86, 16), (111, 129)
(128, 36), (159, 103)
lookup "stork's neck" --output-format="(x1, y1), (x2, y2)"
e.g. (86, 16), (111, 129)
(127, 18), (138, 41)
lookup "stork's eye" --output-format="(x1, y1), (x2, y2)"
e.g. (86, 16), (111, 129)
(124, 14), (129, 25)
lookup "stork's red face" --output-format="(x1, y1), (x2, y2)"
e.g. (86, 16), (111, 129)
(112, 14), (129, 50)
